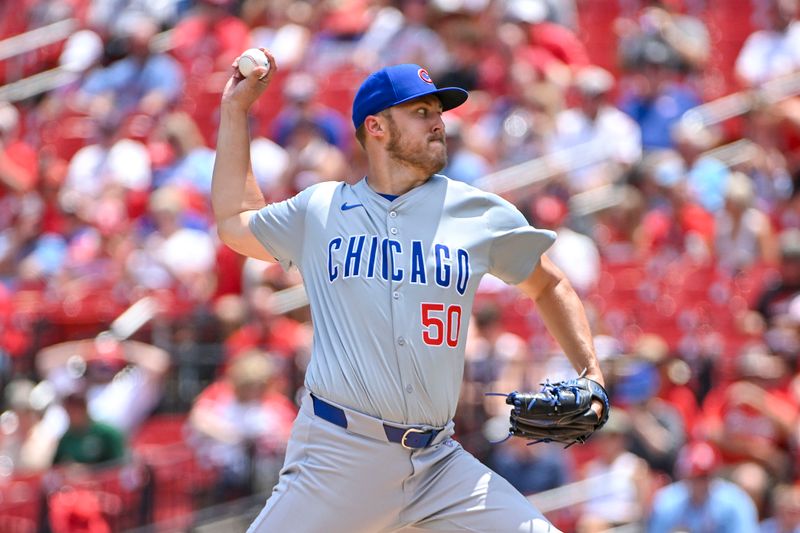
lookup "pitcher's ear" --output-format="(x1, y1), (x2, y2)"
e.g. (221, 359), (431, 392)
(364, 115), (385, 136)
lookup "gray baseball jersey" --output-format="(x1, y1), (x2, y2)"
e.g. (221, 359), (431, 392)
(249, 174), (555, 427)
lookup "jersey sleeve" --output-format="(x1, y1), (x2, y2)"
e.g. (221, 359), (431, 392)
(486, 196), (556, 285)
(249, 185), (317, 270)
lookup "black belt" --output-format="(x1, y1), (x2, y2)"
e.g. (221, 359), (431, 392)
(311, 394), (441, 449)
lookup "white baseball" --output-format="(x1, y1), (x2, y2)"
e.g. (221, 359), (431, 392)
(237, 48), (269, 77)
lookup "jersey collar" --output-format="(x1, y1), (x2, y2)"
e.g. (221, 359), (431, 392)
(356, 174), (445, 211)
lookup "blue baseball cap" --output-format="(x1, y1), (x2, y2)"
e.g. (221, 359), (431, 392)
(351, 64), (468, 129)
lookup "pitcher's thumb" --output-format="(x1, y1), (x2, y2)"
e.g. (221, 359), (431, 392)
(252, 65), (271, 82)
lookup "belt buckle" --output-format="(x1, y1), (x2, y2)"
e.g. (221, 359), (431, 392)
(401, 427), (427, 449)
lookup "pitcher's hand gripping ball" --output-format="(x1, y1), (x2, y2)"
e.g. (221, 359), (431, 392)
(492, 374), (610, 446)
(237, 48), (270, 77)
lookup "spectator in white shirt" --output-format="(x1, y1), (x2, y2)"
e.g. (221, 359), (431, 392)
(62, 116), (152, 216)
(127, 186), (217, 302)
(550, 66), (642, 193)
(531, 194), (600, 296)
(735, 0), (800, 87)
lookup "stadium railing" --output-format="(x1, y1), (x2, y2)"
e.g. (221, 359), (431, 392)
(0, 24), (173, 103)
(474, 70), (800, 199)
(0, 19), (76, 62)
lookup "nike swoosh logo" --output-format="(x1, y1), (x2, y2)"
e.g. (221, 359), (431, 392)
(341, 203), (363, 211)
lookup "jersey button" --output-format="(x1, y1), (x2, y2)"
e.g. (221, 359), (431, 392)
(397, 337), (406, 346)
(389, 211), (397, 218)
(405, 384), (413, 393)
(390, 227), (398, 235)
(392, 291), (400, 299)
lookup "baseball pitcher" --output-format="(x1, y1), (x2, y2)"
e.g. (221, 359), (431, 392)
(211, 49), (608, 532)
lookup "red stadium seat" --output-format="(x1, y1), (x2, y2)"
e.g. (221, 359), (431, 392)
(700, 0), (757, 96)
(45, 463), (152, 532)
(135, 442), (218, 527)
(0, 516), (36, 533)
(39, 110), (97, 162)
(131, 413), (189, 449)
(576, 0), (622, 75)
(0, 473), (43, 525)
(314, 63), (368, 118)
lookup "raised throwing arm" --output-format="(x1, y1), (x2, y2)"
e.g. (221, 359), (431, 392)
(211, 48), (278, 261)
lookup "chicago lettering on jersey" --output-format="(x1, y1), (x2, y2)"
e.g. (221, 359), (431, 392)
(327, 236), (471, 295)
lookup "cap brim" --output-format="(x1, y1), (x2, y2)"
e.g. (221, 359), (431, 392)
(392, 86), (469, 113)
(435, 87), (469, 111)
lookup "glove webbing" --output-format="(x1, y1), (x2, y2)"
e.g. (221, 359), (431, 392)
(487, 369), (592, 448)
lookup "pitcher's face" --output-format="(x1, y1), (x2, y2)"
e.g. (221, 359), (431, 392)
(384, 96), (448, 176)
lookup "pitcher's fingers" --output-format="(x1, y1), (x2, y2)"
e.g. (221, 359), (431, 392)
(230, 59), (244, 80)
(254, 66), (270, 82)
(259, 48), (278, 76)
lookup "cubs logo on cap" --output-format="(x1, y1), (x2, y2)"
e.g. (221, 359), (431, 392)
(351, 64), (468, 129)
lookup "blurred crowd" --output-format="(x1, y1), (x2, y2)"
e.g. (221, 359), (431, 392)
(1, 0), (800, 531)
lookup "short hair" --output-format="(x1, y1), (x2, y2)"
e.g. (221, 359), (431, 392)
(355, 124), (366, 149)
(354, 109), (392, 149)
(724, 171), (754, 207)
(780, 228), (800, 259)
(228, 350), (274, 389)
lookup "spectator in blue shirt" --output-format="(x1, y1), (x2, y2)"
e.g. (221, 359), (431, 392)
(760, 483), (800, 533)
(271, 72), (350, 154)
(648, 441), (760, 533)
(441, 115), (490, 186)
(77, 15), (184, 119)
(489, 437), (572, 496)
(619, 52), (701, 151)
(154, 112), (216, 196)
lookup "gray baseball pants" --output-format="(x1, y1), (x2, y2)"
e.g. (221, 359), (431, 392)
(246, 391), (559, 532)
